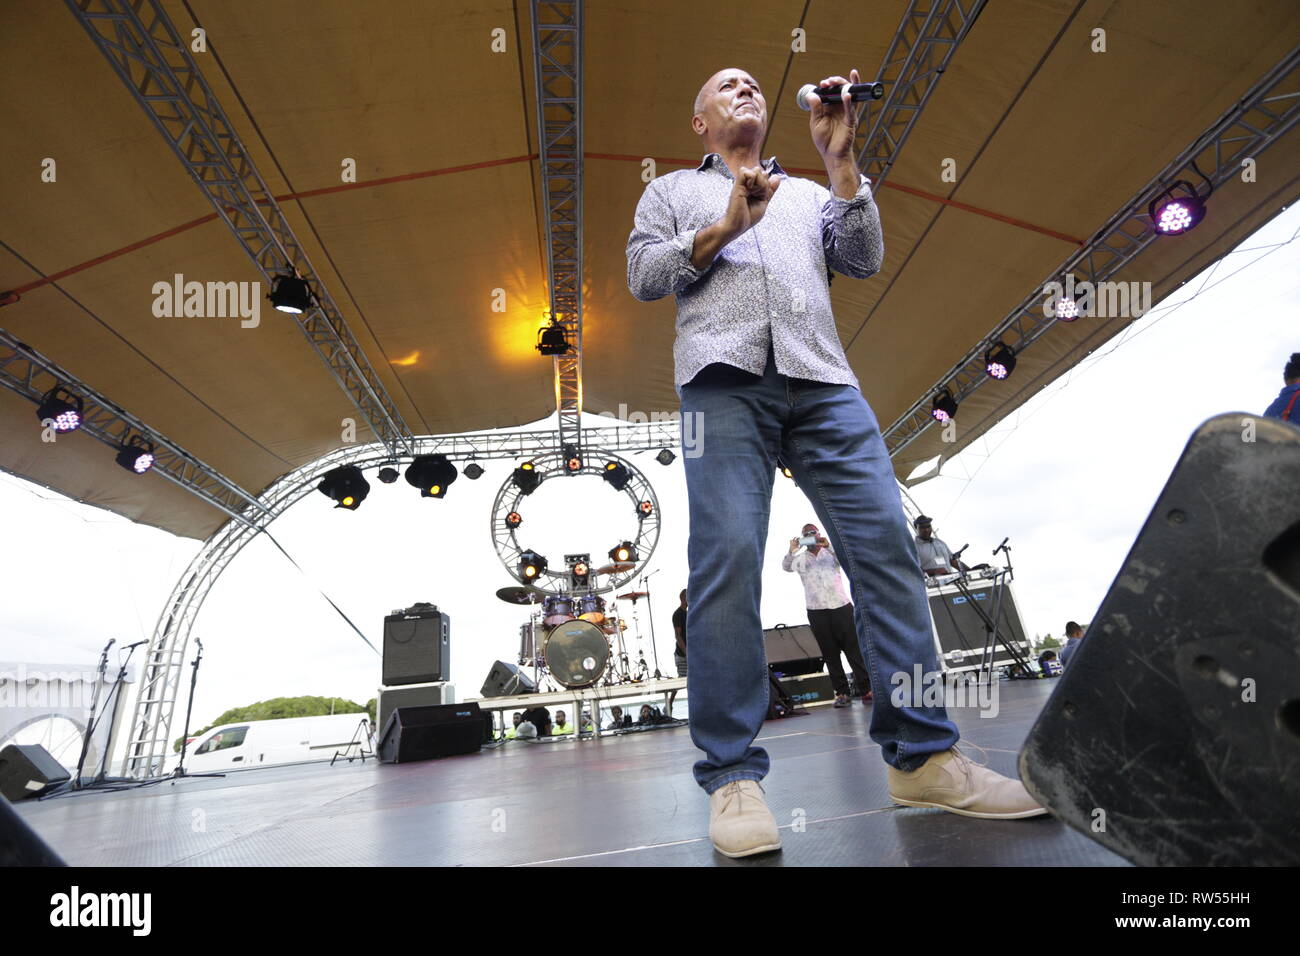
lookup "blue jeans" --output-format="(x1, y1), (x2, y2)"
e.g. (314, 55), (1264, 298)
(680, 353), (960, 794)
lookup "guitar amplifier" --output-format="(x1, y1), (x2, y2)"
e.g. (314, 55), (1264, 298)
(383, 603), (450, 685)
(763, 623), (823, 673)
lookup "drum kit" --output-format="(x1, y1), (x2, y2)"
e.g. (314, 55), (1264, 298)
(495, 560), (658, 691)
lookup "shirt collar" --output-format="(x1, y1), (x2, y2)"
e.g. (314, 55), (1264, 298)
(696, 153), (785, 178)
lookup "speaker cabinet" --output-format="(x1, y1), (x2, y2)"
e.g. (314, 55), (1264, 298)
(763, 623), (823, 672)
(378, 703), (484, 763)
(1020, 414), (1300, 866)
(382, 604), (450, 686)
(0, 744), (71, 801)
(377, 681), (455, 739)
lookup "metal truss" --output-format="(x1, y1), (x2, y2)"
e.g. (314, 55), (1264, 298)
(65, 0), (416, 457)
(884, 44), (1300, 458)
(118, 419), (676, 777)
(0, 329), (270, 527)
(488, 450), (661, 598)
(531, 1), (584, 452)
(857, 0), (987, 191)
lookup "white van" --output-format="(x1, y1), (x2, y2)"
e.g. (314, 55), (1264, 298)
(176, 713), (373, 772)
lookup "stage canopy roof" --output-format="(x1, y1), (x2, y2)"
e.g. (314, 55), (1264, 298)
(2, 0), (1298, 540)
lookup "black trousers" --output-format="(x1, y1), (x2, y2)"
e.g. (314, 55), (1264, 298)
(806, 603), (871, 697)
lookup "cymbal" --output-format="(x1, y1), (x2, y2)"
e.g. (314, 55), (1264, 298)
(496, 586), (542, 605)
(617, 590), (649, 602)
(595, 562), (635, 576)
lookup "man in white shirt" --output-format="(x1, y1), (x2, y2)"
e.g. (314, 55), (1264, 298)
(782, 523), (872, 708)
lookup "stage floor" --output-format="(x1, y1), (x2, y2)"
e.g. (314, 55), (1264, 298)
(15, 680), (1127, 867)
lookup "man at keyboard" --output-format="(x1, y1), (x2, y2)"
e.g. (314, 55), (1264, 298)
(913, 515), (968, 578)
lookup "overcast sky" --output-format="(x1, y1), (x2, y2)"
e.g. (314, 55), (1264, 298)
(1, 202), (1296, 769)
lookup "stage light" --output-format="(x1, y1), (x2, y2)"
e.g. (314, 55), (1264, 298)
(115, 435), (155, 474)
(609, 541), (638, 564)
(513, 461), (541, 495)
(463, 462), (484, 480)
(268, 273), (313, 313)
(570, 560), (590, 588)
(638, 499), (654, 516)
(984, 342), (1017, 380)
(36, 387), (83, 433)
(377, 466), (400, 484)
(536, 320), (571, 356)
(1150, 180), (1208, 235)
(1055, 294), (1080, 321)
(405, 454), (458, 498)
(602, 461), (631, 490)
(656, 448), (676, 466)
(318, 464), (369, 510)
(563, 443), (582, 473)
(518, 550), (548, 580)
(506, 511), (523, 528)
(931, 388), (958, 423)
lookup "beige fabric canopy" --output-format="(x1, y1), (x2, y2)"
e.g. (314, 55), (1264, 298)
(2, 0), (1297, 539)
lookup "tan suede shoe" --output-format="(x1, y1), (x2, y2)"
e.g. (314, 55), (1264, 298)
(888, 746), (1048, 819)
(708, 780), (782, 858)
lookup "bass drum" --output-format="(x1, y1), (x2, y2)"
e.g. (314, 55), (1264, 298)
(543, 619), (611, 689)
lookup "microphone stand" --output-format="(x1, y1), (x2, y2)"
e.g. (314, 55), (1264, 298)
(994, 537), (1015, 582)
(971, 538), (1030, 680)
(170, 636), (225, 783)
(72, 639), (114, 791)
(90, 641), (145, 785)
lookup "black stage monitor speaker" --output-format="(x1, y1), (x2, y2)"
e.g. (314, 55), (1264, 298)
(383, 603), (450, 686)
(481, 661), (537, 698)
(1020, 414), (1300, 866)
(0, 744), (71, 801)
(763, 623), (823, 673)
(379, 703), (484, 763)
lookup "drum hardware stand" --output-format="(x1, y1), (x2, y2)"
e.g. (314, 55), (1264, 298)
(621, 591), (651, 682)
(641, 568), (664, 680)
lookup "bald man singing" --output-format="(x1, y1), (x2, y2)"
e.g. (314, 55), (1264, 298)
(627, 68), (1044, 858)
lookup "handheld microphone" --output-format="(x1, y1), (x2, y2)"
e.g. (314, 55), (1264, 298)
(993, 537), (1009, 555)
(952, 544), (969, 560)
(122, 639), (148, 649)
(796, 81), (885, 111)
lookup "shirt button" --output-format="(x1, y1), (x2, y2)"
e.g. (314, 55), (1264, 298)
(770, 312), (778, 318)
